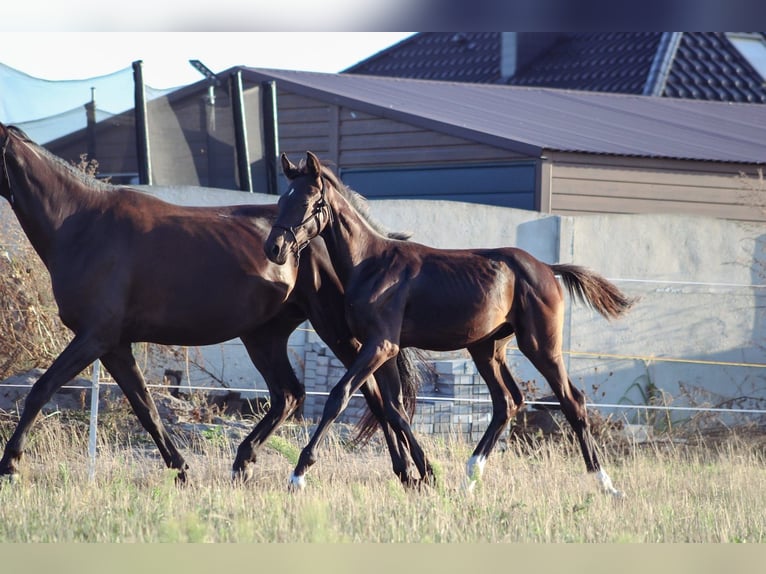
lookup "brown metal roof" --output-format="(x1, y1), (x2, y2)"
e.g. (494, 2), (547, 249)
(240, 67), (766, 165)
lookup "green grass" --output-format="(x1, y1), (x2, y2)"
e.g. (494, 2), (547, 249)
(0, 413), (764, 542)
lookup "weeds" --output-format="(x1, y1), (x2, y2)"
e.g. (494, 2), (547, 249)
(1, 406), (763, 542)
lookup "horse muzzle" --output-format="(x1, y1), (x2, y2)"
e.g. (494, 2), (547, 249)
(265, 227), (293, 266)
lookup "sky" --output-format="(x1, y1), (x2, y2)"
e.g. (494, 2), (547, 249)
(0, 32), (414, 89)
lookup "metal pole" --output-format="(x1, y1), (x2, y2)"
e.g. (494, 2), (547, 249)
(262, 81), (280, 195)
(230, 71), (253, 192)
(132, 60), (152, 185)
(85, 87), (97, 161)
(88, 359), (101, 482)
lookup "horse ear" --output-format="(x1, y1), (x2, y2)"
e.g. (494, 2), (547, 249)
(281, 153), (299, 179)
(306, 151), (322, 178)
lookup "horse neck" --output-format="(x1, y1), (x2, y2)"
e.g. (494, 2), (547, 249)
(323, 187), (387, 284)
(6, 147), (101, 265)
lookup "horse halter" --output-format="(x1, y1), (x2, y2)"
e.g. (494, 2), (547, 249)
(273, 176), (333, 262)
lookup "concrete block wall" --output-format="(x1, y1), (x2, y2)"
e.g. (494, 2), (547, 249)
(302, 352), (496, 441)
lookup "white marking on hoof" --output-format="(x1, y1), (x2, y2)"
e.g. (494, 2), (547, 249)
(0, 473), (20, 486)
(288, 472), (306, 491)
(595, 468), (625, 498)
(463, 455), (487, 493)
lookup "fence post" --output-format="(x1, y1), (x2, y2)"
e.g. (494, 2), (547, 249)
(88, 359), (101, 482)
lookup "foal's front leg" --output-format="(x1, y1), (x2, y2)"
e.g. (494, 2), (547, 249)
(288, 338), (399, 490)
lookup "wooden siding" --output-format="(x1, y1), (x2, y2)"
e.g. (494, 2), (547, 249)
(277, 92), (334, 161)
(549, 152), (766, 222)
(275, 90), (529, 169)
(337, 108), (526, 167)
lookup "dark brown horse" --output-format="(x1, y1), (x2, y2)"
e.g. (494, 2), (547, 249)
(265, 151), (636, 496)
(0, 123), (428, 487)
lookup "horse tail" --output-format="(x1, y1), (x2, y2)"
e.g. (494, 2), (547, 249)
(550, 263), (637, 320)
(353, 347), (423, 445)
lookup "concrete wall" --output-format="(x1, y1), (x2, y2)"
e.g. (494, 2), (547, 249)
(3, 184), (763, 432)
(369, 200), (766, 429)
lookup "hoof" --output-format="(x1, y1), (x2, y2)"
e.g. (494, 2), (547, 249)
(594, 469), (624, 498)
(463, 454), (486, 494)
(0, 472), (20, 486)
(609, 488), (626, 500)
(462, 477), (480, 494)
(287, 472), (306, 492)
(400, 476), (422, 490)
(231, 464), (255, 484)
(174, 468), (189, 485)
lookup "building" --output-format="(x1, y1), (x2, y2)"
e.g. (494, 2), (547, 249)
(46, 65), (766, 222)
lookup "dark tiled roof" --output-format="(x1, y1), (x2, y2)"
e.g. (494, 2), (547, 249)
(344, 32), (501, 83)
(507, 33), (661, 93)
(664, 32), (766, 102)
(241, 67), (766, 165)
(345, 32), (766, 103)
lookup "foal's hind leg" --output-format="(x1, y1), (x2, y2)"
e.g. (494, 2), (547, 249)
(515, 324), (623, 497)
(100, 344), (189, 482)
(465, 339), (524, 492)
(232, 332), (305, 482)
(0, 334), (106, 480)
(374, 357), (433, 487)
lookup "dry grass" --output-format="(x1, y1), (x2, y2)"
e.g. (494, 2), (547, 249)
(0, 221), (71, 380)
(0, 188), (764, 543)
(0, 408), (764, 543)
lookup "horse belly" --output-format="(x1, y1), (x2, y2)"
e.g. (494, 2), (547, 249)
(400, 296), (506, 351)
(123, 276), (293, 346)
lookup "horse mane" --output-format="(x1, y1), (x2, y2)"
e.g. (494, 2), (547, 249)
(7, 125), (114, 193)
(313, 161), (412, 241)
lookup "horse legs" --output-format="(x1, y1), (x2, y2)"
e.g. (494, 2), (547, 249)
(100, 344), (189, 482)
(299, 283), (422, 487)
(356, 379), (420, 484)
(374, 357), (433, 487)
(329, 338), (429, 487)
(231, 332), (305, 482)
(0, 334), (106, 480)
(464, 339), (524, 491)
(288, 338), (399, 490)
(515, 325), (623, 497)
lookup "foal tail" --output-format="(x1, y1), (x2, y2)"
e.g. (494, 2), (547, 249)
(551, 263), (637, 320)
(353, 348), (423, 445)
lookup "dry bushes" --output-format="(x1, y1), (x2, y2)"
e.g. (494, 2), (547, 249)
(0, 155), (105, 380)
(0, 220), (71, 380)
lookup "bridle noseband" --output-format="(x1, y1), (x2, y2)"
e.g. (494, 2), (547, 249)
(273, 176), (333, 263)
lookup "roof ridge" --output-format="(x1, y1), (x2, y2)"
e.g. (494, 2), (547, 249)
(643, 32), (684, 96)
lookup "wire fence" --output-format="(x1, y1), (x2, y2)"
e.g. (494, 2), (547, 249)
(1, 274), (765, 478)
(1, 276), (765, 417)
